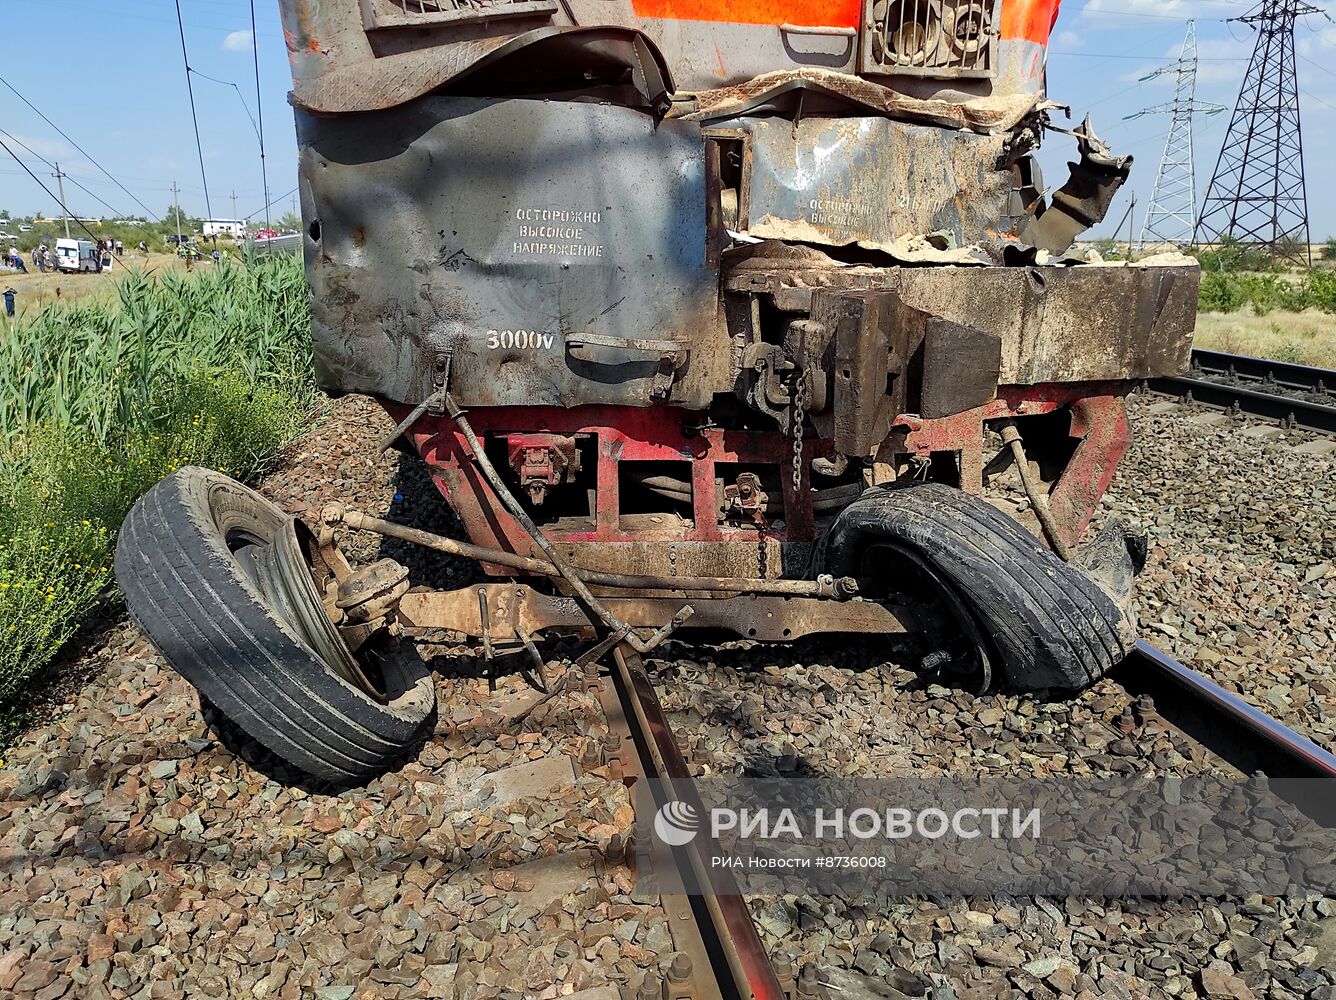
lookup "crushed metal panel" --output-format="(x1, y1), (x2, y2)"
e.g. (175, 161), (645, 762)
(893, 261), (1199, 384)
(732, 116), (1013, 250)
(299, 97), (723, 408)
(359, 0), (559, 32)
(281, 0), (553, 113)
(725, 258), (1199, 384)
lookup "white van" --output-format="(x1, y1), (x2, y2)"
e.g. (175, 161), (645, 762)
(55, 238), (101, 273)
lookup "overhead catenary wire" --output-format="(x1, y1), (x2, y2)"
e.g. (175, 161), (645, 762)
(0, 128), (130, 221)
(0, 136), (107, 244)
(186, 67), (262, 144)
(0, 74), (161, 221)
(244, 186), (297, 222)
(1050, 50), (1249, 59)
(174, 0), (214, 222)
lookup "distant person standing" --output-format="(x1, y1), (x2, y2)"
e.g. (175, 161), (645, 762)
(41, 246), (52, 271)
(138, 240), (147, 254)
(115, 240), (124, 257)
(3, 287), (15, 318)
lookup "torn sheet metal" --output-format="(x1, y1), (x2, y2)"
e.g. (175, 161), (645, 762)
(726, 115), (1015, 251)
(682, 69), (1048, 134)
(1019, 117), (1134, 254)
(284, 11), (670, 115)
(299, 97), (723, 409)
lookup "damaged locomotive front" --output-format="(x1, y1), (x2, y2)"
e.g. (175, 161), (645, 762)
(113, 0), (1200, 783)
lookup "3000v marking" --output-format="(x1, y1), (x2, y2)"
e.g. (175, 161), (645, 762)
(486, 330), (555, 350)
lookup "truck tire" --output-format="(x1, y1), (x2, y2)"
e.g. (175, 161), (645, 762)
(115, 467), (436, 783)
(825, 482), (1134, 693)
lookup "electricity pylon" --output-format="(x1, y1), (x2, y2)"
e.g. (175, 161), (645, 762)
(1194, 0), (1321, 266)
(1128, 21), (1223, 249)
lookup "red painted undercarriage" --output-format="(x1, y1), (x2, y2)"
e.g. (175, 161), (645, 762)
(394, 383), (1130, 577)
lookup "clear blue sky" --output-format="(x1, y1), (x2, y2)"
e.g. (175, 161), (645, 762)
(1, 0), (1333, 239)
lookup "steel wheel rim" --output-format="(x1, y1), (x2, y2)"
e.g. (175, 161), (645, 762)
(232, 517), (390, 703)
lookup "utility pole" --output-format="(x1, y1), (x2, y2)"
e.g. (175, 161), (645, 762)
(1126, 193), (1137, 260)
(1195, 0), (1321, 267)
(171, 181), (182, 246)
(230, 190), (239, 224)
(250, 0), (272, 235)
(1128, 22), (1225, 249)
(52, 163), (70, 238)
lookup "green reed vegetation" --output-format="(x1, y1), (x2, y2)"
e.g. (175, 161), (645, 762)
(0, 257), (313, 728)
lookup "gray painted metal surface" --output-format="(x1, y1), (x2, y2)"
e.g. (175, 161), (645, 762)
(730, 115), (1013, 248)
(298, 96), (723, 408)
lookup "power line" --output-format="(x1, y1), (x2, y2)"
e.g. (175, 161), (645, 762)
(1129, 22), (1227, 247)
(0, 128), (130, 221)
(174, 0), (214, 221)
(0, 136), (105, 244)
(1298, 87), (1336, 113)
(1297, 51), (1336, 80)
(1051, 50), (1249, 60)
(245, 186), (298, 222)
(1081, 7), (1231, 22)
(0, 74), (160, 220)
(1195, 0), (1321, 266)
(187, 68), (262, 144)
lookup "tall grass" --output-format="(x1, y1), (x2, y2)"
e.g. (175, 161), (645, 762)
(1, 261), (310, 440)
(0, 257), (313, 721)
(1197, 269), (1336, 317)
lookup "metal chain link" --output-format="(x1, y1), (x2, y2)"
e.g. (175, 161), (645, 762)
(790, 371), (806, 498)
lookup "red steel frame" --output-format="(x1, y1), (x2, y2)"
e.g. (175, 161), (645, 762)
(396, 382), (1129, 570)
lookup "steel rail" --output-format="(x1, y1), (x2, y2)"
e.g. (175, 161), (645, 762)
(1145, 374), (1336, 434)
(1189, 348), (1335, 394)
(607, 644), (785, 1000)
(1117, 641), (1336, 826)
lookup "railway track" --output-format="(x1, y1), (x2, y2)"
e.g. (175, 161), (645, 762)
(600, 643), (785, 1000)
(597, 635), (1336, 1000)
(1146, 348), (1336, 434)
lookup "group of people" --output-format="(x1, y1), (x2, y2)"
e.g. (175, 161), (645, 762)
(6, 234), (224, 276)
(5, 238), (132, 273)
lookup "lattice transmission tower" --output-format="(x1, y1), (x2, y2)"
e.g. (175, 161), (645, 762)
(1130, 22), (1223, 249)
(1194, 0), (1321, 266)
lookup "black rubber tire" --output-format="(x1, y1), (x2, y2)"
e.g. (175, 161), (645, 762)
(114, 467), (436, 783)
(825, 482), (1134, 693)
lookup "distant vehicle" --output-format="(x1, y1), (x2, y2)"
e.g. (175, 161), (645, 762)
(18, 225), (33, 233)
(246, 232), (301, 258)
(252, 228), (279, 240)
(0, 233), (13, 241)
(166, 235), (187, 246)
(55, 238), (101, 273)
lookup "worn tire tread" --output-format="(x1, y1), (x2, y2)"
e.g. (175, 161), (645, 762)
(826, 482), (1132, 691)
(115, 468), (435, 782)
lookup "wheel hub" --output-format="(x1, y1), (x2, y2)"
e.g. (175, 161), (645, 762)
(239, 516), (399, 703)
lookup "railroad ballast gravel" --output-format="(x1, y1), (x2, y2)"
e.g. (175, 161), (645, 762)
(0, 393), (1332, 999)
